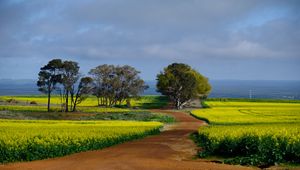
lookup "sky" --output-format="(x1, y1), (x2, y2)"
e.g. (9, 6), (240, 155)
(0, 0), (299, 81)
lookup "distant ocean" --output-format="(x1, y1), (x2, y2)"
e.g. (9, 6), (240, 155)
(0, 79), (299, 100)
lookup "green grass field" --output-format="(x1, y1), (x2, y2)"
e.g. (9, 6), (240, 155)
(0, 95), (168, 109)
(0, 119), (162, 163)
(191, 100), (300, 167)
(0, 95), (173, 122)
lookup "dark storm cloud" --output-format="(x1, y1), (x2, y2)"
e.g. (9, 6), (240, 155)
(0, 0), (299, 80)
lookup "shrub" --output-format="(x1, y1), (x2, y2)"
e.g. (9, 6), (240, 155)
(29, 101), (38, 105)
(6, 99), (18, 104)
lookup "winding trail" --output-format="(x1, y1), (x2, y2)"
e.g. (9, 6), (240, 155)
(0, 110), (253, 170)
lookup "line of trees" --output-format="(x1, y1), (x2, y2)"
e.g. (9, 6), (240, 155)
(38, 59), (211, 111)
(37, 59), (147, 112)
(89, 64), (148, 107)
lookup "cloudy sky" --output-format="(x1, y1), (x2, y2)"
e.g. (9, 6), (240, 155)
(0, 0), (299, 81)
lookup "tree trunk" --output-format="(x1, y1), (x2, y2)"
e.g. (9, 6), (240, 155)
(60, 90), (64, 112)
(65, 90), (69, 112)
(70, 89), (74, 112)
(105, 98), (108, 107)
(126, 98), (131, 108)
(47, 90), (51, 112)
(175, 98), (181, 110)
(100, 97), (104, 106)
(72, 92), (79, 112)
(109, 99), (113, 107)
(72, 102), (77, 112)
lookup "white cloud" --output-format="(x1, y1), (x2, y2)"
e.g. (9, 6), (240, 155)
(0, 0), (299, 80)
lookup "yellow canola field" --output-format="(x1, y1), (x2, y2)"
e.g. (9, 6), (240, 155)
(192, 101), (300, 124)
(191, 101), (300, 165)
(0, 119), (162, 163)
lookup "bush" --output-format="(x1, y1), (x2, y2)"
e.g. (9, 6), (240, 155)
(200, 100), (210, 108)
(29, 101), (37, 105)
(6, 99), (18, 104)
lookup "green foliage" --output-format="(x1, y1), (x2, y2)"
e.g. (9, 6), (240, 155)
(71, 76), (94, 111)
(29, 101), (37, 105)
(200, 100), (210, 108)
(0, 107), (174, 123)
(0, 105), (130, 113)
(0, 120), (162, 163)
(0, 95), (168, 109)
(156, 63), (211, 109)
(82, 111), (175, 123)
(37, 59), (63, 112)
(89, 64), (148, 107)
(129, 95), (169, 109)
(191, 101), (300, 167)
(0, 96), (173, 122)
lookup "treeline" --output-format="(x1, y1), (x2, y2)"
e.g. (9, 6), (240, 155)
(37, 59), (147, 112)
(38, 60), (211, 112)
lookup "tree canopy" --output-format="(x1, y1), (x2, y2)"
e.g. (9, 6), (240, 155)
(37, 59), (63, 112)
(37, 59), (94, 112)
(60, 60), (80, 112)
(89, 64), (148, 107)
(38, 59), (210, 111)
(156, 63), (211, 109)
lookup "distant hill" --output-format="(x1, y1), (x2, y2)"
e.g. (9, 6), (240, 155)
(0, 79), (299, 99)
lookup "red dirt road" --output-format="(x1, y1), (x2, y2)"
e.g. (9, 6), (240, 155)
(0, 110), (253, 170)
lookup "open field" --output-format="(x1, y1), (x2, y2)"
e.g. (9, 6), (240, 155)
(193, 101), (300, 125)
(0, 110), (252, 170)
(0, 105), (131, 113)
(0, 95), (174, 165)
(0, 119), (162, 163)
(0, 95), (248, 170)
(0, 95), (174, 122)
(0, 95), (168, 109)
(1, 95), (300, 169)
(191, 100), (300, 167)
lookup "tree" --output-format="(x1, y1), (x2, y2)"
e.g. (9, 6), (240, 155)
(89, 64), (115, 106)
(37, 59), (63, 112)
(89, 65), (148, 107)
(71, 77), (94, 112)
(114, 65), (148, 106)
(156, 63), (211, 109)
(61, 61), (80, 112)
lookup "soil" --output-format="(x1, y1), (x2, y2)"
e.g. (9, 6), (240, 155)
(0, 109), (254, 170)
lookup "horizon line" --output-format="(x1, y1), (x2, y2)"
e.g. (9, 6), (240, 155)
(1, 78), (300, 82)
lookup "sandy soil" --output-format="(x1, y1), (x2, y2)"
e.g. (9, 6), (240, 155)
(0, 109), (254, 170)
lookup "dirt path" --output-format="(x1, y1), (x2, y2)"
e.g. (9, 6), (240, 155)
(0, 110), (253, 170)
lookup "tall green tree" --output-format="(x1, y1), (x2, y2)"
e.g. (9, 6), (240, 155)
(89, 65), (148, 107)
(157, 63), (211, 109)
(71, 76), (94, 112)
(37, 59), (63, 112)
(113, 65), (148, 106)
(61, 61), (80, 112)
(89, 64), (114, 106)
